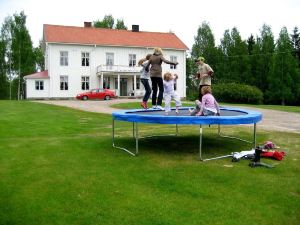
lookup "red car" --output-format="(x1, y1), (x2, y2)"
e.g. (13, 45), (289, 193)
(76, 88), (116, 100)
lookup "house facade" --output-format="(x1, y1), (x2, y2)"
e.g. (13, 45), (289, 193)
(24, 23), (188, 99)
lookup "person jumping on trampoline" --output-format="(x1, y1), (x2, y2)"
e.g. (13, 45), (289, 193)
(189, 86), (220, 116)
(145, 47), (178, 110)
(138, 54), (152, 109)
(163, 72), (182, 115)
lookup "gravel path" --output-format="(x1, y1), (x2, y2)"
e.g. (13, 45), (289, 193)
(34, 99), (300, 133)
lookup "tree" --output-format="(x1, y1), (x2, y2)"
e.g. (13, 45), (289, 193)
(291, 26), (300, 67)
(218, 27), (250, 84)
(0, 16), (13, 99)
(0, 40), (8, 99)
(115, 19), (127, 30)
(191, 21), (219, 82)
(34, 40), (45, 71)
(266, 27), (300, 105)
(93, 14), (115, 29)
(256, 24), (275, 96)
(10, 11), (35, 99)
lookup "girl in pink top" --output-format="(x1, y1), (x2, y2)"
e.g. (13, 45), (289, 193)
(189, 86), (220, 116)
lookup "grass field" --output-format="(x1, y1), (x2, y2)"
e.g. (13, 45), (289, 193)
(0, 100), (300, 225)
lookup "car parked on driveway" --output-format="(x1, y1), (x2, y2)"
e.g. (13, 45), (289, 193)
(76, 89), (116, 100)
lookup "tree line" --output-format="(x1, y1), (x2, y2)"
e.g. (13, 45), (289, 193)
(188, 22), (300, 105)
(1, 13), (299, 105)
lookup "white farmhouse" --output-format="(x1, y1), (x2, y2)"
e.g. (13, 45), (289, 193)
(24, 23), (188, 99)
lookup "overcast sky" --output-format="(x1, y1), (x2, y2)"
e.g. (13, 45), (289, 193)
(0, 0), (299, 50)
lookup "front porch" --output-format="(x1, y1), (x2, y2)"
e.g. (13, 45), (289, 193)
(96, 64), (146, 97)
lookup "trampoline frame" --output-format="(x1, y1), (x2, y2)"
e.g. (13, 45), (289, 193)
(112, 107), (262, 161)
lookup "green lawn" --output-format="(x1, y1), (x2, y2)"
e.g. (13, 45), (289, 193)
(1, 100), (300, 225)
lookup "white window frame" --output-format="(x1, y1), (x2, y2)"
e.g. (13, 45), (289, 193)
(81, 76), (90, 90)
(129, 54), (136, 67)
(81, 52), (90, 66)
(106, 53), (114, 69)
(60, 75), (68, 90)
(170, 55), (177, 69)
(35, 80), (44, 90)
(60, 51), (68, 66)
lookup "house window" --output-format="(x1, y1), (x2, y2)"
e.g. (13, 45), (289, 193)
(81, 76), (89, 90)
(106, 53), (114, 69)
(129, 54), (136, 67)
(81, 52), (90, 66)
(60, 51), (68, 66)
(60, 75), (68, 90)
(35, 80), (44, 90)
(170, 56), (177, 69)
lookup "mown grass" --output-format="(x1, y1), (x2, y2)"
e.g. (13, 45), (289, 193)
(0, 100), (300, 225)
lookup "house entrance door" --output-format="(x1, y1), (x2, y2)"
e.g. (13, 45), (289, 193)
(120, 78), (127, 96)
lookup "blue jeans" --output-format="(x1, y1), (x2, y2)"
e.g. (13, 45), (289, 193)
(141, 79), (152, 102)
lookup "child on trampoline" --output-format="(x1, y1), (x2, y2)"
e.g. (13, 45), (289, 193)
(189, 86), (220, 116)
(138, 54), (152, 109)
(163, 72), (182, 115)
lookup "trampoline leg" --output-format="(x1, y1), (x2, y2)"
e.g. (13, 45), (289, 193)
(132, 123), (135, 138)
(199, 125), (203, 161)
(135, 122), (139, 155)
(253, 123), (257, 149)
(112, 119), (137, 156)
(176, 124), (178, 136)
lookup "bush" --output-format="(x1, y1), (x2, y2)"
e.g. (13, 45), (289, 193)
(213, 83), (263, 104)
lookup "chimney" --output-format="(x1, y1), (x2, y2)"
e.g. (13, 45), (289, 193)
(84, 22), (92, 28)
(132, 25), (139, 32)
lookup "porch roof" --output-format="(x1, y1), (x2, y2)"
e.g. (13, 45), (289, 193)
(24, 71), (49, 79)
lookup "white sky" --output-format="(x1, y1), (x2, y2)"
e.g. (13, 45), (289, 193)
(0, 0), (299, 50)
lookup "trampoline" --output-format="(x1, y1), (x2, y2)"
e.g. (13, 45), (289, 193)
(112, 107), (262, 161)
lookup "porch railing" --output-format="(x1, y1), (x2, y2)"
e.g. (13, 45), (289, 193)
(96, 65), (141, 74)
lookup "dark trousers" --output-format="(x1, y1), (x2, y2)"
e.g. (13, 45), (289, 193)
(198, 84), (210, 100)
(141, 79), (152, 102)
(151, 77), (164, 106)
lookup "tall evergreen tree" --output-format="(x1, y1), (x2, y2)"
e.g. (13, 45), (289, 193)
(218, 28), (250, 84)
(291, 26), (300, 67)
(266, 27), (300, 105)
(256, 24), (275, 95)
(191, 21), (218, 80)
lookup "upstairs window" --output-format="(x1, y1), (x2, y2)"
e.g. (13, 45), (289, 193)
(60, 51), (68, 66)
(106, 53), (114, 68)
(60, 75), (68, 90)
(35, 80), (44, 90)
(129, 54), (136, 67)
(170, 56), (177, 69)
(81, 52), (90, 66)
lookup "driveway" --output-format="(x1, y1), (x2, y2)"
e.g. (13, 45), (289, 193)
(34, 99), (300, 133)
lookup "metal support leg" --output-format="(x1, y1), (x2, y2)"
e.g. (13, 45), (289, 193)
(112, 119), (138, 156)
(199, 125), (203, 160)
(253, 123), (257, 149)
(176, 124), (178, 136)
(218, 125), (252, 144)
